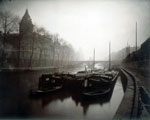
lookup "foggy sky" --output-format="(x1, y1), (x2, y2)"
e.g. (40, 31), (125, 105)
(0, 0), (150, 60)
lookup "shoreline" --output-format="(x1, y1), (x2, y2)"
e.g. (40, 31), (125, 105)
(0, 65), (81, 73)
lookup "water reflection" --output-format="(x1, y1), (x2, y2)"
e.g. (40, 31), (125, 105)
(0, 70), (124, 119)
(39, 88), (112, 115)
(30, 76), (124, 119)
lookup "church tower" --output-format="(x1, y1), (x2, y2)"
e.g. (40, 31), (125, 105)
(19, 9), (33, 35)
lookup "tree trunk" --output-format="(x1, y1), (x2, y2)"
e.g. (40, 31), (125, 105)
(1, 19), (7, 67)
(1, 33), (6, 68)
(52, 47), (55, 66)
(17, 35), (22, 67)
(39, 49), (43, 67)
(29, 35), (35, 69)
(44, 48), (47, 66)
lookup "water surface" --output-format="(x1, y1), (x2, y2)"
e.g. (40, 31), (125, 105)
(0, 67), (124, 119)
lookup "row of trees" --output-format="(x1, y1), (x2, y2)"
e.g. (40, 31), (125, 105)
(0, 10), (20, 68)
(0, 10), (81, 69)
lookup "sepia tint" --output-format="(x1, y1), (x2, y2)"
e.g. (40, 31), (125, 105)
(0, 0), (150, 119)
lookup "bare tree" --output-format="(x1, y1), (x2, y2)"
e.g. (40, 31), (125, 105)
(51, 34), (59, 66)
(0, 10), (19, 67)
(33, 26), (52, 67)
(0, 10), (19, 40)
(33, 26), (49, 36)
(28, 32), (36, 69)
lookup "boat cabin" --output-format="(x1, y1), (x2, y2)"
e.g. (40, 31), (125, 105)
(38, 74), (63, 91)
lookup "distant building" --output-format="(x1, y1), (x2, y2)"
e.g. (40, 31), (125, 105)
(124, 37), (150, 63)
(140, 37), (150, 60)
(1, 9), (74, 69)
(2, 9), (53, 68)
(19, 9), (33, 36)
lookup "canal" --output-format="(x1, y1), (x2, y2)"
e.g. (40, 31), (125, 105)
(0, 66), (124, 119)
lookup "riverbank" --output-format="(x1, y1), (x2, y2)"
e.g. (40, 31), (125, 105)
(0, 67), (59, 73)
(114, 68), (138, 119)
(124, 67), (150, 118)
(124, 67), (150, 91)
(0, 65), (81, 73)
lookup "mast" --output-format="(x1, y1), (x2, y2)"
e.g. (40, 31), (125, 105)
(109, 41), (111, 70)
(93, 48), (95, 70)
(135, 22), (137, 52)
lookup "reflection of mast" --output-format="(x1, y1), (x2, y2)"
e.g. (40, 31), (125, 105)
(83, 105), (89, 115)
(109, 41), (111, 70)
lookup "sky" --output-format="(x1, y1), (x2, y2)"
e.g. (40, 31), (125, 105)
(0, 0), (150, 60)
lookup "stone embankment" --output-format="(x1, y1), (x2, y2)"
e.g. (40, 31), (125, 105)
(114, 68), (138, 119)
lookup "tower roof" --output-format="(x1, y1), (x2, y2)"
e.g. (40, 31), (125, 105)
(20, 9), (32, 24)
(24, 9), (30, 18)
(19, 9), (33, 34)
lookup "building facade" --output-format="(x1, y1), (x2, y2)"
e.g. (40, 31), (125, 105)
(0, 9), (76, 69)
(3, 9), (54, 69)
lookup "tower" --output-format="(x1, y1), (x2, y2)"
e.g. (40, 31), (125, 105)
(19, 9), (33, 35)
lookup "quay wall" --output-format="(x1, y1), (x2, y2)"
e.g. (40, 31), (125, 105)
(114, 68), (138, 119)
